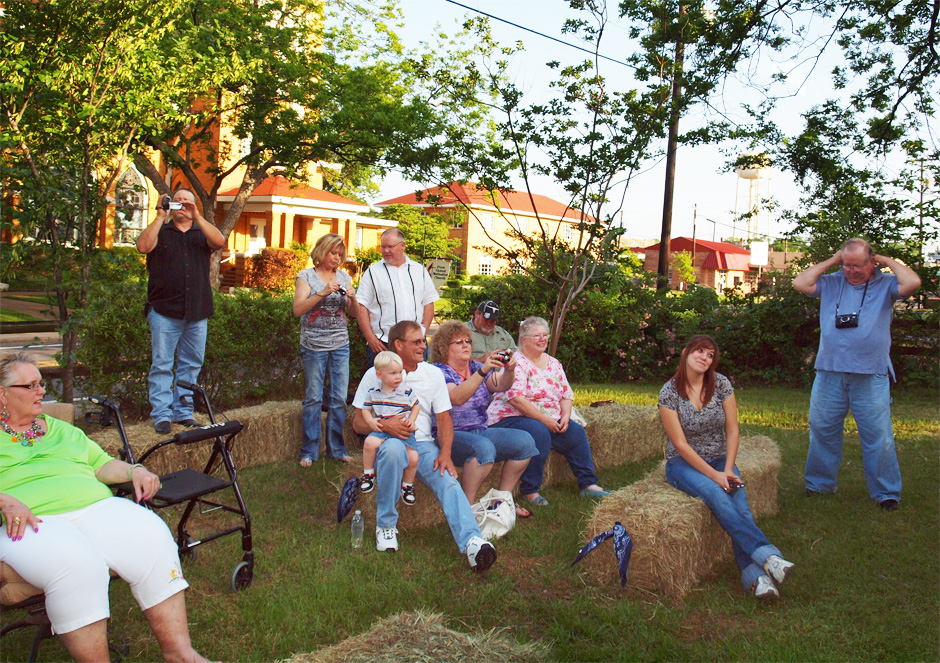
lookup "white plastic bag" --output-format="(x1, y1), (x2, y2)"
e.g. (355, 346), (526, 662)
(471, 488), (516, 540)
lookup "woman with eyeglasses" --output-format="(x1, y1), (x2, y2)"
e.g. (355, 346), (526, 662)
(486, 316), (609, 507)
(0, 352), (211, 662)
(430, 321), (538, 518)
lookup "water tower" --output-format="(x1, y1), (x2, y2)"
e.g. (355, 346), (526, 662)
(734, 153), (771, 241)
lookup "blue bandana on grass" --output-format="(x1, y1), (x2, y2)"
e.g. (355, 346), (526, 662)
(571, 522), (634, 588)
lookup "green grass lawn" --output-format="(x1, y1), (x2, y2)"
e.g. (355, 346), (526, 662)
(4, 385), (938, 662)
(0, 308), (43, 323)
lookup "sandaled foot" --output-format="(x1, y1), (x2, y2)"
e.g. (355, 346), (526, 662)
(515, 505), (531, 518)
(521, 493), (549, 506)
(336, 455), (352, 463)
(299, 457), (313, 468)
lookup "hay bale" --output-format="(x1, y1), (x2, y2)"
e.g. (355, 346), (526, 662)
(581, 435), (781, 601)
(286, 610), (548, 663)
(90, 401), (305, 475)
(544, 404), (664, 485)
(344, 403), (669, 530)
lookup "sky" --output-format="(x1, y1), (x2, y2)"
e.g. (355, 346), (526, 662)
(369, 0), (851, 245)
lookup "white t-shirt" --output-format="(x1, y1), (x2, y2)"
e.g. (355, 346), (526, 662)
(353, 362), (451, 443)
(356, 258), (439, 342)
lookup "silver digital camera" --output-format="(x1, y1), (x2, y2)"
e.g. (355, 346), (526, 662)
(160, 195), (183, 211)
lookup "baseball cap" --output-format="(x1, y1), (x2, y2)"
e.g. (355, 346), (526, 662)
(477, 300), (500, 320)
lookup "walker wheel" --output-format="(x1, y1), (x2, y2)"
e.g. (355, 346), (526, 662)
(231, 561), (253, 592)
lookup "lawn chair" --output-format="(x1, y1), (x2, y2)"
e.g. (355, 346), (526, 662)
(86, 382), (255, 592)
(0, 403), (128, 662)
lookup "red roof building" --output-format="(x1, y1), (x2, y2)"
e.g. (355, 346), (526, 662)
(643, 237), (756, 293)
(377, 181), (596, 276)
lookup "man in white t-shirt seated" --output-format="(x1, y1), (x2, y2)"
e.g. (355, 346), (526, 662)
(351, 320), (497, 571)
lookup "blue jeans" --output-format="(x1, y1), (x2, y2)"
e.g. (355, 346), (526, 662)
(806, 370), (901, 502)
(300, 345), (350, 461)
(491, 417), (599, 495)
(451, 428), (538, 467)
(374, 436), (481, 552)
(147, 310), (208, 423)
(666, 456), (781, 590)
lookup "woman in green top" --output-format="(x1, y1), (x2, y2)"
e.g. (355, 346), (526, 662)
(0, 352), (212, 662)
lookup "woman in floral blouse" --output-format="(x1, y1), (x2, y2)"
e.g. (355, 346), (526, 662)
(486, 316), (609, 506)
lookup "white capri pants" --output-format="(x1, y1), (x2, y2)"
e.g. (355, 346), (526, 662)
(0, 497), (188, 634)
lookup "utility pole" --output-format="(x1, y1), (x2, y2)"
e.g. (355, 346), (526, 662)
(656, 7), (686, 291)
(691, 203), (697, 283)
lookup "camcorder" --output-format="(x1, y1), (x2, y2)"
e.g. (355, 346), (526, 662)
(834, 313), (859, 329)
(495, 350), (513, 364)
(337, 286), (347, 296)
(160, 195), (183, 211)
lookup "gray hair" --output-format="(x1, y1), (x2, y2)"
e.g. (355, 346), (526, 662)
(519, 316), (550, 340)
(0, 351), (39, 387)
(381, 228), (405, 243)
(843, 237), (874, 258)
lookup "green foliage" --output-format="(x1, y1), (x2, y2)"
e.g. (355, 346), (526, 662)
(76, 287), (306, 417)
(201, 290), (302, 407)
(244, 248), (308, 293)
(75, 278), (152, 419)
(672, 250), (696, 284)
(355, 246), (382, 273)
(378, 204), (460, 262)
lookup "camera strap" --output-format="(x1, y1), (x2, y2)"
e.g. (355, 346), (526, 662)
(835, 278), (869, 316)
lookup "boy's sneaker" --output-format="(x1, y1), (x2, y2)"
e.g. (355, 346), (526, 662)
(763, 555), (794, 585)
(466, 535), (497, 572)
(400, 484), (416, 506)
(359, 473), (376, 493)
(376, 526), (399, 552)
(751, 574), (779, 600)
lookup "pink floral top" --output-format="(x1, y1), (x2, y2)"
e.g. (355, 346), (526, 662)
(486, 352), (573, 425)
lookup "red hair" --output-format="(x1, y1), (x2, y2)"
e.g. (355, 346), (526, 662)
(671, 334), (719, 405)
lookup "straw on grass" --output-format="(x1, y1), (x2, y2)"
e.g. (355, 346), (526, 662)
(285, 610), (548, 663)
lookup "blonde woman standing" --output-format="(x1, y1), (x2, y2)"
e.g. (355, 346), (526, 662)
(293, 234), (359, 466)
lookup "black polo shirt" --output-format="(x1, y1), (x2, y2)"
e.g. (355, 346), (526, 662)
(146, 222), (215, 321)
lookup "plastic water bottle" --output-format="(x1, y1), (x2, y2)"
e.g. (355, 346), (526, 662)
(351, 510), (364, 549)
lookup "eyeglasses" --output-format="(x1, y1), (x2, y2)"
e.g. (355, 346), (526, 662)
(450, 339), (472, 346)
(525, 334), (549, 340)
(7, 380), (46, 391)
(380, 242), (404, 250)
(404, 338), (427, 346)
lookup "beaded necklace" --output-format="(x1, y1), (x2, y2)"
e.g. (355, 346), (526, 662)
(0, 415), (45, 447)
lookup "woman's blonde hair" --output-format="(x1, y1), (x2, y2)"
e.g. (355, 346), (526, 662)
(429, 321), (472, 364)
(309, 234), (347, 268)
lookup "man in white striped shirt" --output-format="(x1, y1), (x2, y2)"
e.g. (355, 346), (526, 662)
(356, 228), (439, 364)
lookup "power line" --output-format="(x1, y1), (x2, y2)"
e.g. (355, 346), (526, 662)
(444, 0), (635, 69)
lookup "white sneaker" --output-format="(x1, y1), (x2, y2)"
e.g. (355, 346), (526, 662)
(465, 535), (497, 572)
(751, 574), (779, 600)
(763, 555), (794, 585)
(376, 526), (399, 552)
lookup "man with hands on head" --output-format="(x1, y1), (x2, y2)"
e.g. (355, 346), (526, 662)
(792, 237), (921, 511)
(137, 189), (225, 435)
(352, 320), (497, 572)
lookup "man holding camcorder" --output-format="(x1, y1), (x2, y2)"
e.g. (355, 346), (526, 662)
(792, 237), (921, 511)
(136, 188), (225, 435)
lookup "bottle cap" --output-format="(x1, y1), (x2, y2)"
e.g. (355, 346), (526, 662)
(354, 510), (361, 515)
